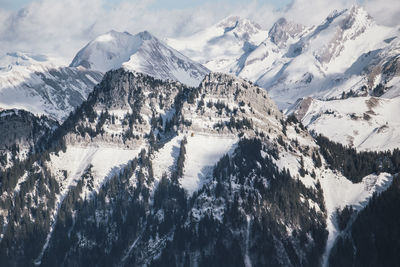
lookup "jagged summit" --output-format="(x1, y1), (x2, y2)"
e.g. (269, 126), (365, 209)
(136, 30), (153, 40)
(340, 5), (374, 28)
(70, 30), (209, 87)
(216, 15), (264, 40)
(232, 5), (397, 110)
(268, 17), (305, 47)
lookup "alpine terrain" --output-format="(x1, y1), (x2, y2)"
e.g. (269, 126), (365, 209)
(0, 52), (103, 121)
(70, 30), (210, 87)
(168, 6), (400, 152)
(0, 3), (400, 267)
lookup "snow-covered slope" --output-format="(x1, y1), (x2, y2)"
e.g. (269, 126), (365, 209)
(152, 134), (238, 194)
(169, 7), (398, 110)
(0, 52), (103, 121)
(237, 6), (399, 109)
(166, 16), (268, 73)
(70, 30), (209, 87)
(291, 96), (400, 151)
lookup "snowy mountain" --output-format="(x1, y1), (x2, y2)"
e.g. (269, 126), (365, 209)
(1, 69), (399, 266)
(1, 5), (400, 267)
(0, 30), (209, 122)
(276, 7), (400, 152)
(70, 30), (209, 87)
(166, 8), (400, 152)
(236, 6), (400, 108)
(0, 52), (103, 121)
(166, 16), (268, 73)
(164, 7), (398, 153)
(167, 7), (400, 111)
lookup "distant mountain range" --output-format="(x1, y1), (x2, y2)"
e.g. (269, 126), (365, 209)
(167, 6), (400, 151)
(1, 6), (400, 267)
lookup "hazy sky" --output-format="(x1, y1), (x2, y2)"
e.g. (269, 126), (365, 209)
(1, 0), (292, 11)
(0, 0), (399, 62)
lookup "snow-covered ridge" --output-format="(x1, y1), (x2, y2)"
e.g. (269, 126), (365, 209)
(0, 52), (63, 72)
(292, 96), (400, 151)
(245, 5), (398, 108)
(0, 51), (103, 121)
(70, 30), (209, 87)
(166, 7), (399, 112)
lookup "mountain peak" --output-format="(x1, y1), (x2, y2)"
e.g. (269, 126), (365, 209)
(341, 5), (374, 29)
(166, 16), (267, 73)
(217, 15), (241, 28)
(137, 30), (154, 41)
(320, 5), (373, 29)
(92, 30), (132, 44)
(216, 15), (263, 36)
(269, 17), (305, 47)
(70, 30), (209, 86)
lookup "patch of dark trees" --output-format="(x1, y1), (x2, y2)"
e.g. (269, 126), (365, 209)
(151, 138), (328, 267)
(315, 134), (400, 183)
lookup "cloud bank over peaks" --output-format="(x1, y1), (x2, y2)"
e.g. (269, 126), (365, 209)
(0, 0), (398, 62)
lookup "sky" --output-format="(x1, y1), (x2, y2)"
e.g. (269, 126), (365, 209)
(0, 0), (399, 62)
(1, 0), (291, 11)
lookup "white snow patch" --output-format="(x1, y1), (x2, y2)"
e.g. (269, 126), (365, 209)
(302, 96), (400, 151)
(181, 133), (238, 194)
(49, 145), (143, 195)
(152, 135), (182, 181)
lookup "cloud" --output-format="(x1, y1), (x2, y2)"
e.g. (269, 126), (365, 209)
(284, 0), (400, 27)
(0, 0), (281, 61)
(283, 0), (351, 25)
(0, 0), (398, 63)
(0, 0), (105, 59)
(363, 0), (400, 27)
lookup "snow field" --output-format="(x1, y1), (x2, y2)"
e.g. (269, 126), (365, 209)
(49, 144), (143, 197)
(182, 134), (238, 194)
(153, 133), (238, 194)
(302, 96), (400, 151)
